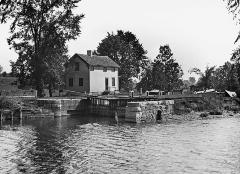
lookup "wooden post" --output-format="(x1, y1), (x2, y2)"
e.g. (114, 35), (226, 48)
(20, 108), (22, 120)
(115, 111), (119, 124)
(11, 111), (14, 126)
(0, 110), (2, 127)
(20, 107), (23, 126)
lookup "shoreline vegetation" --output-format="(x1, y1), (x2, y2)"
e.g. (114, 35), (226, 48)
(0, 96), (240, 124)
(164, 110), (240, 123)
(1, 1), (240, 119)
(0, 97), (22, 111)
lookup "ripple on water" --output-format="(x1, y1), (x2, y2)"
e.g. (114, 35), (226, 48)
(1, 117), (240, 173)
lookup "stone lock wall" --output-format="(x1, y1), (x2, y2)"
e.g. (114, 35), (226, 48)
(125, 100), (174, 123)
(37, 98), (87, 117)
(89, 105), (126, 117)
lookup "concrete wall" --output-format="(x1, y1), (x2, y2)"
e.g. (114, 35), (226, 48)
(65, 56), (90, 93)
(90, 67), (119, 93)
(125, 100), (174, 123)
(37, 98), (87, 117)
(89, 105), (126, 117)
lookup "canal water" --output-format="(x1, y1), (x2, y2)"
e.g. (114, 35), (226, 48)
(0, 116), (240, 174)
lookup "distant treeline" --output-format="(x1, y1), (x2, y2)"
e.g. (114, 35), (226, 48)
(0, 0), (240, 96)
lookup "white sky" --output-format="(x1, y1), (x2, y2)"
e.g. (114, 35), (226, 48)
(0, 0), (239, 79)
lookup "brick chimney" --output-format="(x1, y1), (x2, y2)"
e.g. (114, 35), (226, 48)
(87, 50), (92, 57)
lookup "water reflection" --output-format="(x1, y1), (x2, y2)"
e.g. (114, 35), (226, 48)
(1, 116), (240, 173)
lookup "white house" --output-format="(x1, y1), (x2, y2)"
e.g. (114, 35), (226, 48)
(65, 51), (120, 93)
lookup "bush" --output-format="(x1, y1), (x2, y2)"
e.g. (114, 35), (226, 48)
(200, 112), (209, 118)
(102, 91), (110, 95)
(209, 110), (222, 115)
(0, 97), (21, 110)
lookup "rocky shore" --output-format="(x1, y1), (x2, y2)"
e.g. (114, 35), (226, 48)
(163, 110), (240, 123)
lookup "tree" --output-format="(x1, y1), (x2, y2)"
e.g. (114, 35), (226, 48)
(136, 62), (154, 92)
(0, 0), (84, 97)
(211, 61), (239, 91)
(0, 65), (2, 74)
(227, 0), (240, 43)
(152, 45), (183, 91)
(227, 0), (240, 12)
(10, 55), (31, 88)
(190, 66), (215, 90)
(189, 77), (196, 85)
(229, 47), (240, 94)
(226, 1), (240, 95)
(96, 30), (148, 90)
(1, 72), (7, 77)
(227, 64), (240, 91)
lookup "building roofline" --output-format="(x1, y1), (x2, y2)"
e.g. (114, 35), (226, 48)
(69, 53), (120, 68)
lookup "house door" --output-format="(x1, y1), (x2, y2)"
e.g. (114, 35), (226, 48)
(105, 78), (108, 91)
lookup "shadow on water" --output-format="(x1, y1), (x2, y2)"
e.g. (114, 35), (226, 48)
(0, 114), (124, 174)
(1, 114), (240, 173)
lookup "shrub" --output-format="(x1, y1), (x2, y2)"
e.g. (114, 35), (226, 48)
(209, 110), (223, 115)
(200, 112), (209, 118)
(0, 97), (21, 110)
(102, 91), (110, 95)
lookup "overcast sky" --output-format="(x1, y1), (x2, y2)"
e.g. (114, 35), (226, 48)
(0, 0), (239, 79)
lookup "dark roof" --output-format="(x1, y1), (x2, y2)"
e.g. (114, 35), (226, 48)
(71, 54), (120, 68)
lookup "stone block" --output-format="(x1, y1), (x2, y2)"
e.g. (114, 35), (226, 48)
(125, 117), (136, 123)
(127, 102), (140, 107)
(125, 111), (141, 117)
(126, 107), (141, 112)
(125, 100), (174, 123)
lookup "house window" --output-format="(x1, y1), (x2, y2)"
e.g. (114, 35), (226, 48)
(105, 78), (109, 91)
(90, 66), (94, 71)
(112, 77), (115, 87)
(79, 78), (83, 86)
(103, 67), (107, 72)
(111, 68), (116, 72)
(69, 78), (73, 87)
(75, 62), (79, 71)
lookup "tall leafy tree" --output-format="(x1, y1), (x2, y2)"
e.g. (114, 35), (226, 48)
(96, 30), (148, 90)
(152, 45), (183, 91)
(226, 0), (240, 42)
(227, 64), (240, 91)
(230, 47), (240, 94)
(212, 61), (239, 91)
(10, 45), (33, 87)
(10, 59), (30, 88)
(227, 0), (240, 7)
(136, 62), (154, 92)
(0, 65), (2, 74)
(190, 66), (215, 90)
(226, 0), (240, 95)
(189, 77), (196, 85)
(0, 0), (84, 97)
